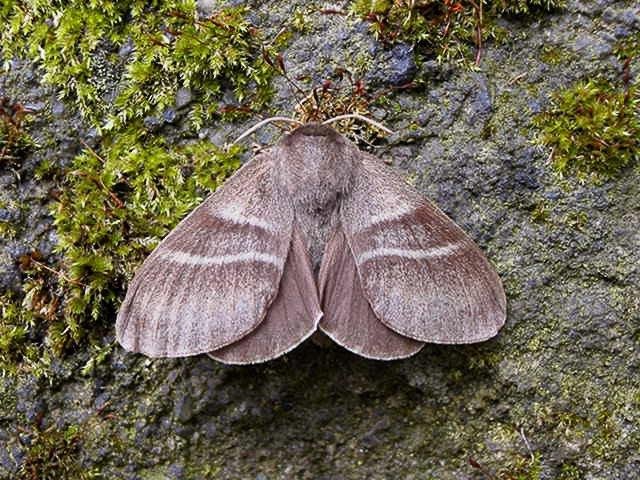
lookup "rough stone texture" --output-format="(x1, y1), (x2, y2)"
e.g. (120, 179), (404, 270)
(1, 1), (639, 479)
(0, 59), (97, 293)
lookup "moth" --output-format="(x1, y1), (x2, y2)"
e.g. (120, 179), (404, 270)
(116, 120), (506, 364)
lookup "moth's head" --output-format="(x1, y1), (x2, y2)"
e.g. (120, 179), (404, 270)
(274, 122), (355, 199)
(281, 122), (344, 147)
(277, 122), (349, 163)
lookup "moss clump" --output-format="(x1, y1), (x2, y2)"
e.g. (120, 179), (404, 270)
(350, 0), (564, 64)
(0, 97), (34, 165)
(533, 78), (640, 180)
(557, 464), (583, 480)
(0, 1), (278, 370)
(470, 453), (543, 480)
(292, 69), (394, 142)
(17, 423), (98, 480)
(0, 293), (34, 372)
(1, 1), (278, 130)
(614, 32), (640, 62)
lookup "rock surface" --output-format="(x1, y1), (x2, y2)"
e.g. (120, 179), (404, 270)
(1, 1), (639, 479)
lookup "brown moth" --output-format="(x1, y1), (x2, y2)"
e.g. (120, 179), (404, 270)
(116, 122), (506, 364)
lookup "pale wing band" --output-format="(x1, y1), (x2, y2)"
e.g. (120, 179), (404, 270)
(366, 204), (414, 228)
(161, 251), (283, 268)
(357, 243), (464, 265)
(217, 208), (278, 233)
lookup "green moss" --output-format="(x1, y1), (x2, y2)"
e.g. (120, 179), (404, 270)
(557, 464), (583, 480)
(0, 1), (282, 371)
(0, 97), (35, 165)
(529, 199), (552, 223)
(0, 286), (59, 377)
(614, 32), (640, 61)
(294, 72), (393, 142)
(291, 6), (312, 33)
(498, 453), (542, 480)
(0, 294), (32, 370)
(539, 44), (572, 65)
(350, 0), (564, 64)
(1, 1), (279, 130)
(533, 78), (640, 181)
(0, 199), (20, 239)
(17, 423), (99, 480)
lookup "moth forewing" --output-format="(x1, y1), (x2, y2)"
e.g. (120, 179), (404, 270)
(337, 154), (506, 344)
(116, 155), (299, 358)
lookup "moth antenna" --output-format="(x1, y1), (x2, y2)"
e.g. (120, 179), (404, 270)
(323, 114), (394, 135)
(232, 117), (303, 145)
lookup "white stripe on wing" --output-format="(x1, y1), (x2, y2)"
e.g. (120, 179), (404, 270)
(162, 251), (283, 268)
(357, 243), (464, 265)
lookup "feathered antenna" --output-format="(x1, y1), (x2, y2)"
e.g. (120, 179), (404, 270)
(232, 117), (303, 145)
(232, 114), (393, 146)
(323, 114), (394, 135)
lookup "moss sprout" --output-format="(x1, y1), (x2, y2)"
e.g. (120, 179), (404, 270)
(17, 423), (99, 480)
(0, 294), (32, 368)
(533, 78), (640, 181)
(1, 1), (280, 130)
(0, 97), (34, 165)
(292, 68), (393, 141)
(350, 0), (565, 64)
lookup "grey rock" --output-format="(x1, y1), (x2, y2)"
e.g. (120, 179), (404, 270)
(0, 208), (17, 222)
(196, 0), (219, 17)
(24, 398), (47, 424)
(175, 87), (193, 109)
(118, 38), (135, 58)
(366, 42), (418, 87)
(419, 59), (454, 82)
(51, 99), (65, 116)
(0, 444), (20, 474)
(162, 108), (177, 124)
(168, 463), (185, 478)
(617, 8), (640, 28)
(23, 101), (46, 112)
(202, 420), (217, 439)
(173, 394), (194, 423)
(466, 73), (492, 126)
(387, 43), (417, 86)
(143, 115), (162, 131)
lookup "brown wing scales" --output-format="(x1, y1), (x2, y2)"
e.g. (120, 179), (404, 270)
(318, 228), (425, 359)
(209, 226), (322, 364)
(341, 154), (506, 344)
